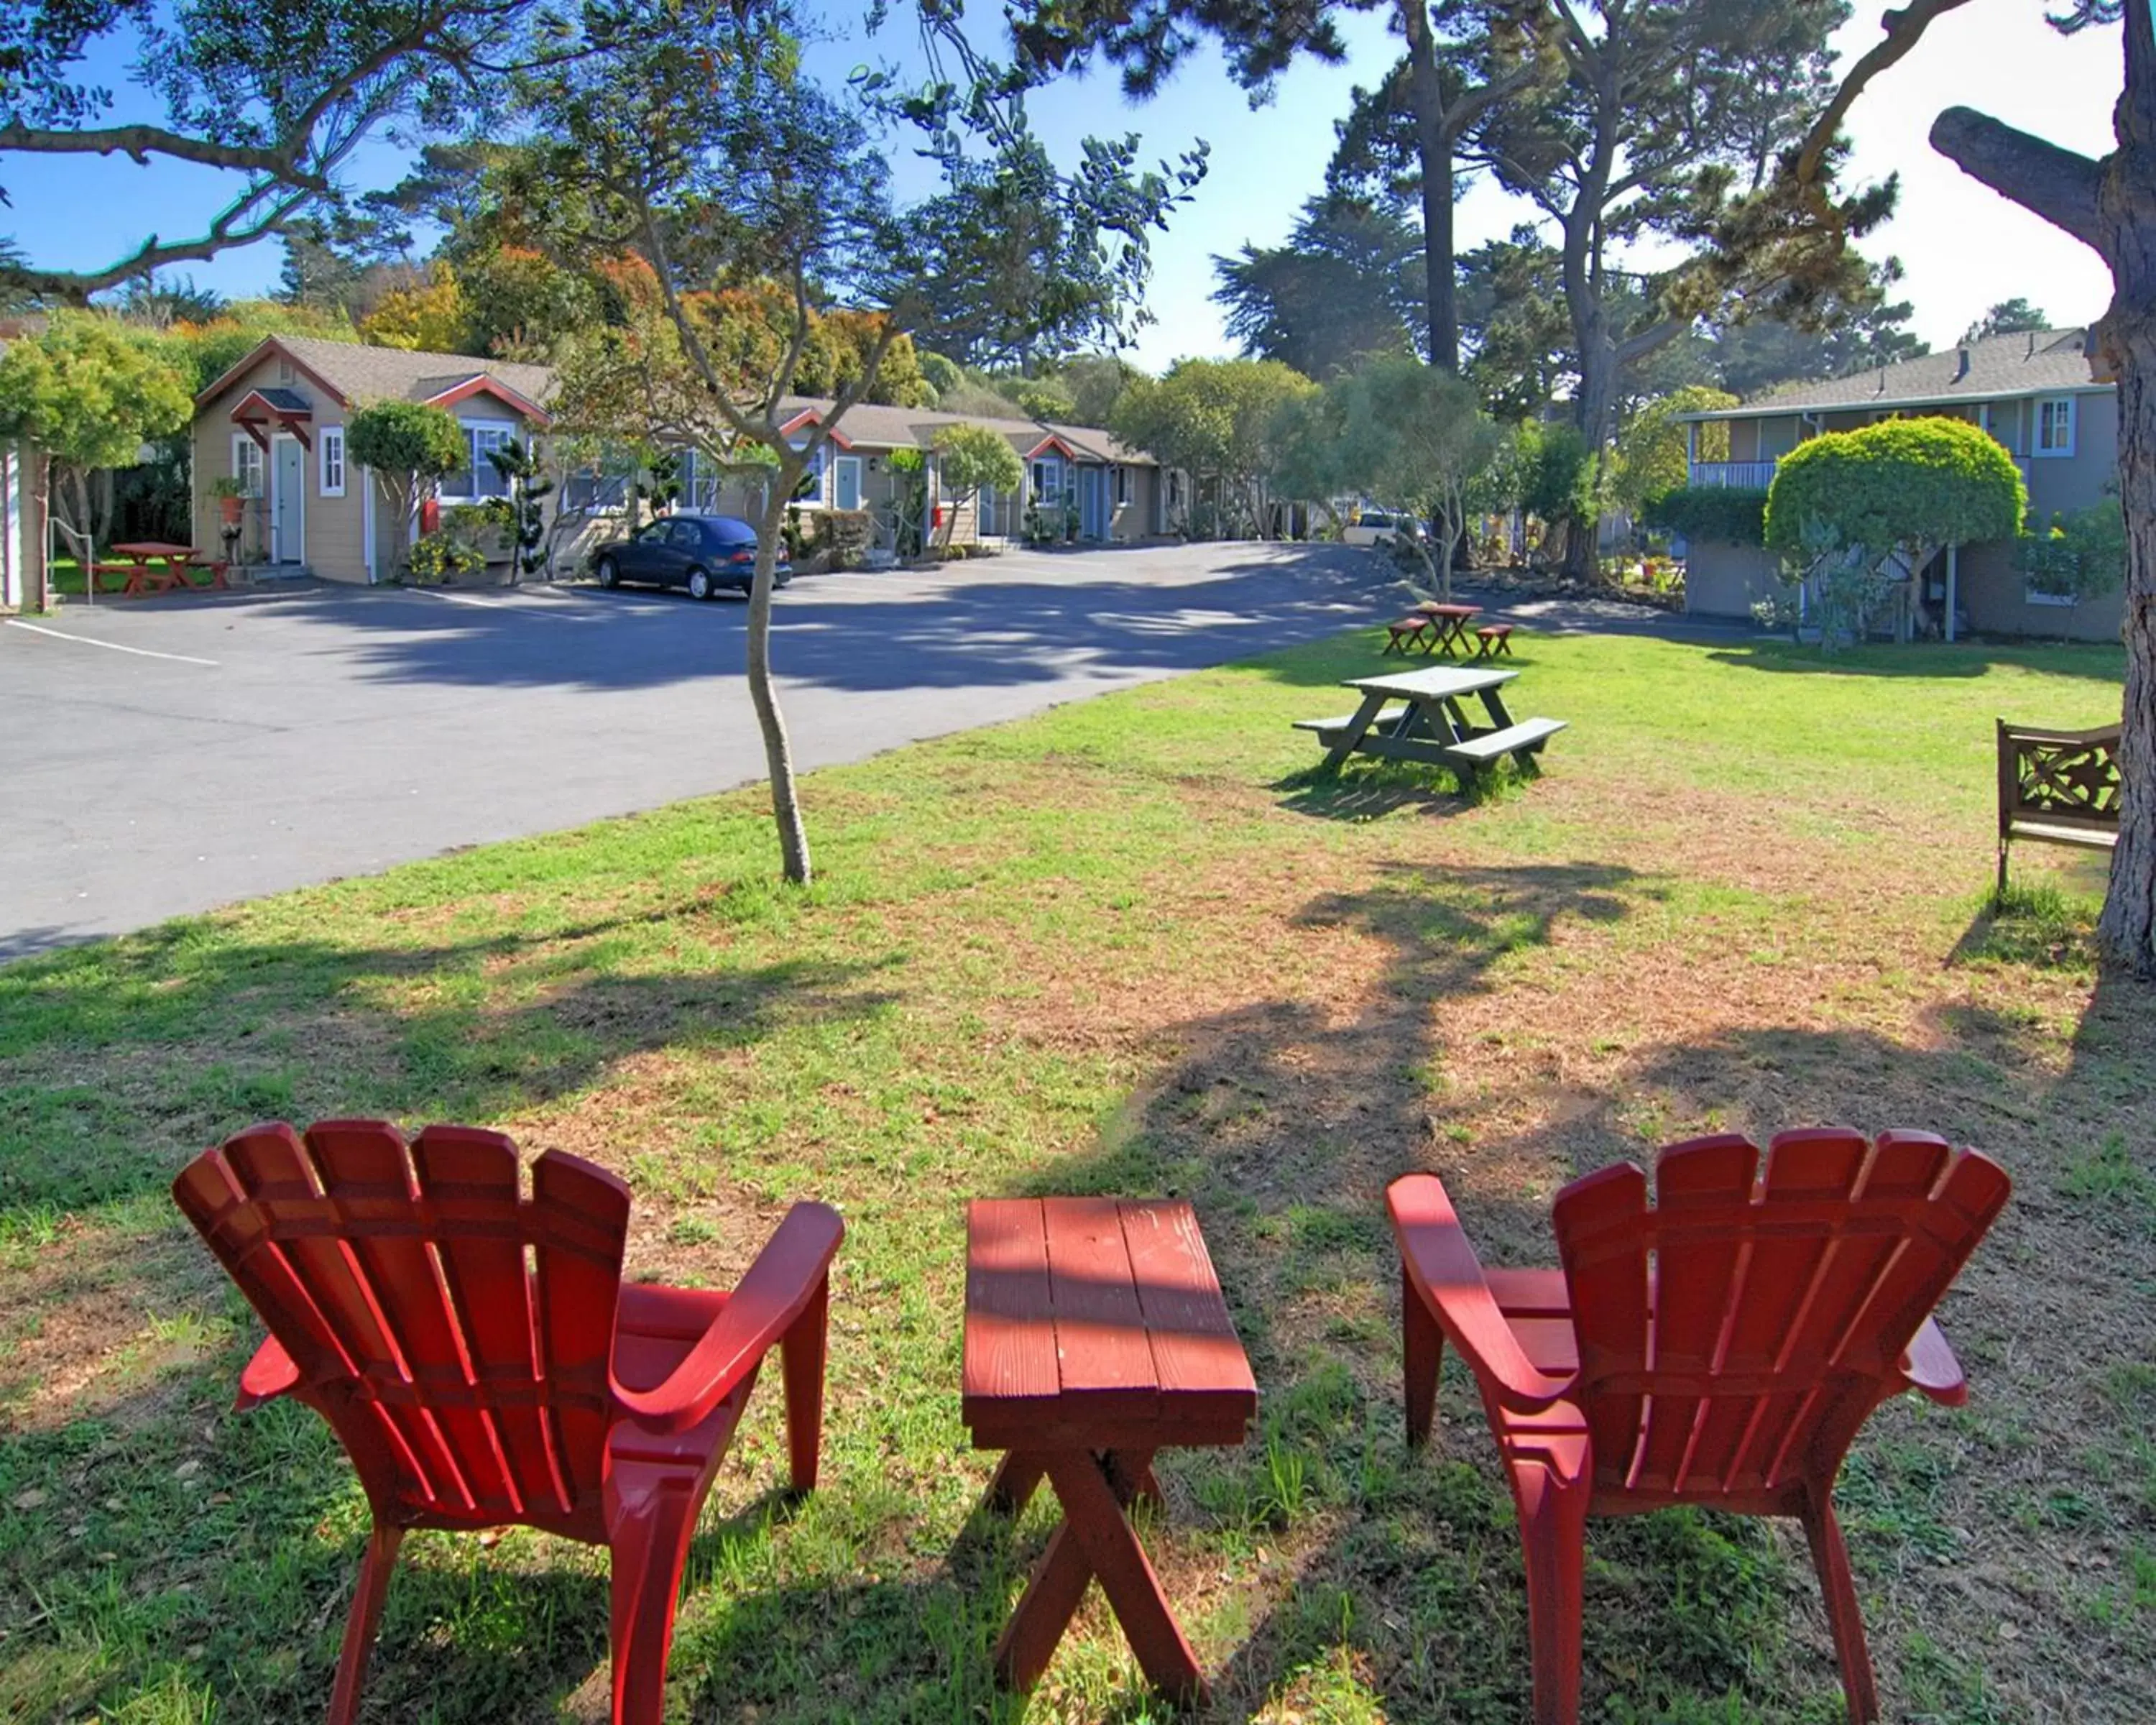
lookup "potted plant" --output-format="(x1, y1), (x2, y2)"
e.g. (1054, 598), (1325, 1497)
(210, 474), (249, 526)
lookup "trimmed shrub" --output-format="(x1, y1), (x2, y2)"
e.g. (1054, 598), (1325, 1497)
(812, 508), (874, 570)
(1641, 486), (1769, 546)
(1764, 417), (2024, 554)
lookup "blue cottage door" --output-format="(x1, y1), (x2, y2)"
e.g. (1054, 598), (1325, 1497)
(1079, 467), (1108, 540)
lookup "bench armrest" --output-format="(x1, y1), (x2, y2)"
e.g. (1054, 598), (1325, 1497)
(610, 1202), (843, 1435)
(1388, 1174), (1573, 1413)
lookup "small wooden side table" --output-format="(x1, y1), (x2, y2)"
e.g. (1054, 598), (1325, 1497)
(963, 1197), (1258, 1703)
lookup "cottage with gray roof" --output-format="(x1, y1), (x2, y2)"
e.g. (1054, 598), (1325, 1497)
(1673, 328), (2121, 640)
(191, 336), (1169, 581)
(190, 336), (557, 582)
(676, 397), (1169, 547)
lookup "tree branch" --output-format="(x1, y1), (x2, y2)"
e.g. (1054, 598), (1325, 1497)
(1793, 0), (1979, 190)
(0, 119), (326, 187)
(1930, 105), (2109, 259)
(8, 179), (318, 302)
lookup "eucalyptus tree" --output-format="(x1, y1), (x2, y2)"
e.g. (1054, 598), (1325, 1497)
(1011, 0), (1547, 376)
(1462, 1), (1862, 551)
(511, 0), (1201, 883)
(1212, 196), (1426, 378)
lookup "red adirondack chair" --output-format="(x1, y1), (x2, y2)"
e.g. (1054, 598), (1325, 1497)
(1388, 1128), (2009, 1725)
(172, 1119), (844, 1725)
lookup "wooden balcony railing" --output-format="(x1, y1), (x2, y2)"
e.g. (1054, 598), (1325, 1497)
(1685, 460), (1780, 489)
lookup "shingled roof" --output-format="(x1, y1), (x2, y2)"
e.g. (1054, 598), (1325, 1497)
(195, 336), (557, 418)
(780, 397), (1156, 466)
(1685, 328), (2109, 420)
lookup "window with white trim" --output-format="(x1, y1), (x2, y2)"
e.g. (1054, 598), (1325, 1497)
(1112, 465), (1130, 507)
(789, 441), (827, 503)
(320, 427), (346, 497)
(2035, 396), (2076, 456)
(439, 420), (515, 500)
(232, 436), (264, 498)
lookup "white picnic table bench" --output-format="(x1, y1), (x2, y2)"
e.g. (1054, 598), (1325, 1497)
(1294, 665), (1566, 791)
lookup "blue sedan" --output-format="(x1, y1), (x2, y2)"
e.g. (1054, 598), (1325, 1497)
(591, 513), (792, 599)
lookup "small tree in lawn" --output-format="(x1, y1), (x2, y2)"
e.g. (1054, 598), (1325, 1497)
(346, 400), (466, 582)
(932, 425), (1023, 552)
(512, 0), (1199, 883)
(1266, 386), (1353, 538)
(1764, 418), (2024, 650)
(0, 312), (191, 604)
(1333, 354), (1500, 601)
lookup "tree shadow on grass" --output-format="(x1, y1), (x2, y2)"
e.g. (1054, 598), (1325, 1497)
(0, 1365), (861, 1725)
(0, 919), (898, 1218)
(970, 869), (2150, 1721)
(1705, 639), (2125, 684)
(977, 860), (1680, 1721)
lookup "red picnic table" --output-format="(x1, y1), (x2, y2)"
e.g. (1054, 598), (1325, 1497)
(1411, 600), (1481, 658)
(964, 1197), (1258, 1703)
(91, 542), (229, 599)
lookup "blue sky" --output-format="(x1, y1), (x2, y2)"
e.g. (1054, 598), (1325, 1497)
(3, 1), (2125, 373)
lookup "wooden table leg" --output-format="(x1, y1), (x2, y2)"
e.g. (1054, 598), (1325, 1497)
(1322, 692), (1389, 772)
(992, 1447), (1201, 1701)
(1045, 1449), (1202, 1702)
(1102, 1449), (1164, 1511)
(987, 1452), (1046, 1515)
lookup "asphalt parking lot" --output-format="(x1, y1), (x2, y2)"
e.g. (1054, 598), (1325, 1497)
(1, 541), (1395, 958)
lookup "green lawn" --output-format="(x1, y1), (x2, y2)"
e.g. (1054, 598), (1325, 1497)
(2, 627), (2150, 1724)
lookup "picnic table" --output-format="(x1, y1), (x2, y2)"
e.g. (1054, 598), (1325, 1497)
(91, 542), (227, 599)
(964, 1197), (1257, 1703)
(1411, 600), (1481, 658)
(1293, 664), (1567, 790)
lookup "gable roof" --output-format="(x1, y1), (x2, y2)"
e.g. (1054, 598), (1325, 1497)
(195, 336), (557, 422)
(779, 397), (1156, 466)
(1682, 328), (2110, 421)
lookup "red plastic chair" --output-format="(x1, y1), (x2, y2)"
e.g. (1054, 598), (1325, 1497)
(172, 1119), (844, 1725)
(1388, 1129), (2009, 1724)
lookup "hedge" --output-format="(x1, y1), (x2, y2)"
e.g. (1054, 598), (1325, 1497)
(1641, 486), (1769, 546)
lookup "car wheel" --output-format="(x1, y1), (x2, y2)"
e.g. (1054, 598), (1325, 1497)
(594, 555), (619, 588)
(686, 566), (714, 601)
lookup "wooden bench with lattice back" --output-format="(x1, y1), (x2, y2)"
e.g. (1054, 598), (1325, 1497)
(1996, 718), (2122, 900)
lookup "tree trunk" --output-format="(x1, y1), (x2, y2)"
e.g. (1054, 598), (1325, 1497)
(33, 452), (53, 610)
(55, 464), (98, 576)
(1401, 0), (1459, 372)
(752, 483), (813, 885)
(2096, 14), (2156, 970)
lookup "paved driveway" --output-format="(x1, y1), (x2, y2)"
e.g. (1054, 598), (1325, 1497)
(1, 542), (1393, 958)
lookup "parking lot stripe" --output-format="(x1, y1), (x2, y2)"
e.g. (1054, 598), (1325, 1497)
(3, 619), (218, 666)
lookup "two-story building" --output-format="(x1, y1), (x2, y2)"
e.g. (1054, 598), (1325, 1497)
(1674, 328), (2120, 640)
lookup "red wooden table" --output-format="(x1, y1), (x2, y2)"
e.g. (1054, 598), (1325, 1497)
(97, 542), (220, 596)
(964, 1197), (1257, 1703)
(1411, 601), (1481, 658)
